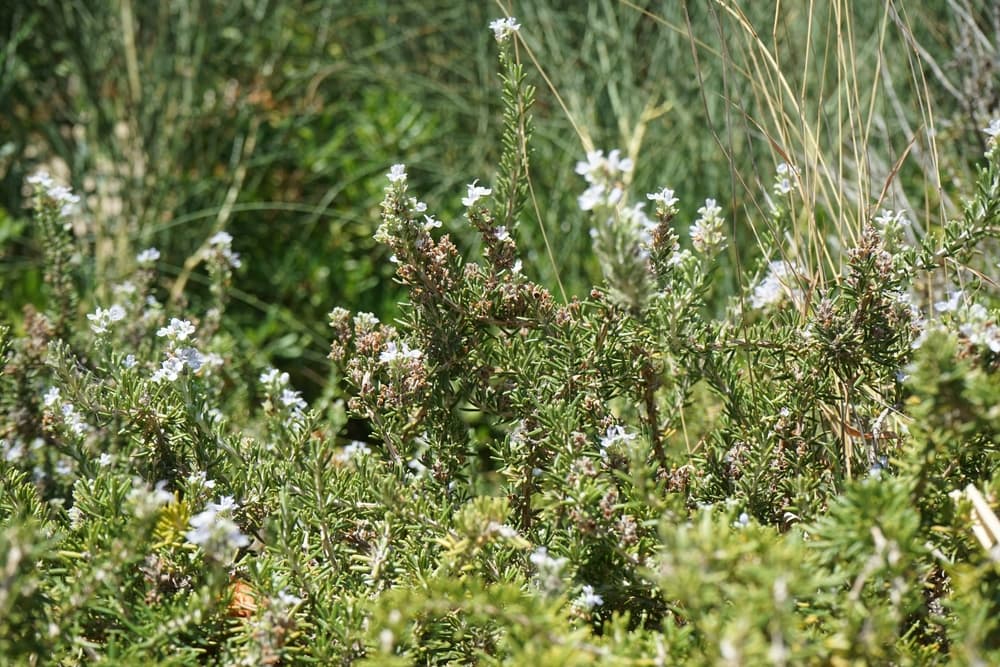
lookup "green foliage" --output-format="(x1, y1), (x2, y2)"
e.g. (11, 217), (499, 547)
(3, 3), (1000, 665)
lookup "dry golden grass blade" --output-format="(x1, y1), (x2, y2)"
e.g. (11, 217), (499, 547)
(963, 485), (1000, 559)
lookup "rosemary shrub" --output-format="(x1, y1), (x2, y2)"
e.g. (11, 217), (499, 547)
(2, 15), (1000, 666)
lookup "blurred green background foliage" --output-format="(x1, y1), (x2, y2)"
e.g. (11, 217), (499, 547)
(1, 1), (996, 391)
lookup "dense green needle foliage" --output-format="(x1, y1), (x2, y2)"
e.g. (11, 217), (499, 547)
(3, 3), (1000, 665)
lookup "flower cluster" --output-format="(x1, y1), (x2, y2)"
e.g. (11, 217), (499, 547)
(873, 208), (912, 250)
(599, 424), (637, 452)
(186, 498), (249, 564)
(575, 149), (633, 211)
(489, 17), (521, 43)
(87, 304), (126, 335)
(378, 340), (423, 366)
(774, 162), (797, 196)
(259, 368), (309, 430)
(27, 170), (80, 217)
(207, 231), (242, 269)
(646, 187), (679, 217)
(42, 386), (90, 438)
(334, 440), (372, 465)
(128, 480), (174, 519)
(136, 247), (161, 266)
(529, 546), (568, 594)
(926, 290), (1000, 353)
(984, 119), (1000, 158)
(689, 198), (726, 254)
(152, 318), (204, 383)
(750, 260), (803, 310)
(462, 180), (492, 208)
(572, 584), (604, 611)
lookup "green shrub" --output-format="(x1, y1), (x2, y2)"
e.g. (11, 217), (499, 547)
(3, 10), (1000, 666)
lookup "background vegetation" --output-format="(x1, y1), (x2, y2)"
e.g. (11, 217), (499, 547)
(3, 1), (995, 388)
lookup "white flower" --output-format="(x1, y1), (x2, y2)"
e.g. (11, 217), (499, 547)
(874, 209), (911, 229)
(151, 355), (186, 383)
(605, 149), (633, 175)
(27, 170), (54, 189)
(274, 590), (303, 609)
(28, 172), (80, 216)
(58, 402), (90, 436)
(114, 281), (136, 297)
(3, 439), (25, 462)
(575, 149), (637, 212)
(353, 312), (379, 332)
(177, 347), (204, 372)
(379, 341), (423, 365)
(186, 507), (249, 562)
(206, 231), (241, 268)
(647, 187), (679, 209)
(87, 305), (126, 334)
(575, 149), (633, 184)
(129, 480), (174, 518)
(98, 453), (114, 467)
(157, 318), (196, 342)
(486, 521), (520, 540)
(187, 471), (216, 491)
(387, 163), (407, 183)
(984, 120), (1000, 156)
(208, 231), (232, 247)
(259, 367), (288, 387)
(618, 202), (656, 245)
(575, 585), (604, 610)
(280, 388), (308, 413)
(529, 546), (567, 572)
(489, 16), (521, 42)
(934, 290), (963, 314)
(530, 546), (568, 593)
(668, 249), (692, 267)
(575, 151), (606, 183)
(206, 495), (239, 513)
(690, 198), (726, 254)
(335, 440), (372, 464)
(577, 184), (606, 211)
(494, 226), (510, 241)
(423, 215), (442, 230)
(136, 247), (161, 265)
(600, 424), (637, 451)
(750, 260), (802, 310)
(957, 303), (1000, 353)
(462, 180), (492, 207)
(43, 386), (61, 408)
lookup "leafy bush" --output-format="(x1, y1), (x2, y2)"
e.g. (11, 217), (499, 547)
(3, 9), (1000, 666)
